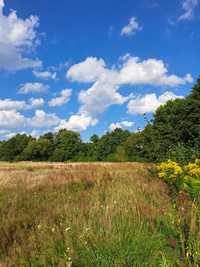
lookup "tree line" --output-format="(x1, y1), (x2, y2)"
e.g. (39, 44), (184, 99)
(0, 77), (199, 163)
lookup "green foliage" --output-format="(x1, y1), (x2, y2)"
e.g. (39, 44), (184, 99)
(135, 77), (200, 163)
(190, 76), (200, 100)
(96, 128), (130, 161)
(82, 134), (100, 161)
(51, 130), (82, 162)
(166, 143), (200, 165)
(0, 128), (132, 162)
(123, 132), (145, 161)
(0, 134), (33, 161)
(22, 138), (53, 161)
(114, 145), (127, 162)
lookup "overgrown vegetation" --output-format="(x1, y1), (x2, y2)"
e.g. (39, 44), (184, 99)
(156, 159), (200, 266)
(157, 159), (200, 199)
(0, 162), (199, 266)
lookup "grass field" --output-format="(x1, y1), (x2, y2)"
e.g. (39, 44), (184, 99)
(0, 162), (199, 267)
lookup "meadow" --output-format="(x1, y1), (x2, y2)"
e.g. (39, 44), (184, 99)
(0, 162), (199, 267)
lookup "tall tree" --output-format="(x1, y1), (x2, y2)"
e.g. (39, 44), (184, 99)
(51, 129), (82, 161)
(96, 128), (130, 160)
(0, 134), (33, 161)
(22, 138), (53, 161)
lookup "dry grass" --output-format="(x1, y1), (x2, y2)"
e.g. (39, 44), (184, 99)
(0, 162), (150, 189)
(0, 162), (199, 266)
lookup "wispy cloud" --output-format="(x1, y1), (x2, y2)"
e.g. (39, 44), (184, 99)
(18, 83), (49, 94)
(178, 0), (199, 21)
(33, 70), (57, 80)
(121, 17), (142, 37)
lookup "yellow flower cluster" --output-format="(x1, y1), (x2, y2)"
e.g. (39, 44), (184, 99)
(157, 159), (200, 198)
(185, 159), (200, 178)
(157, 160), (183, 183)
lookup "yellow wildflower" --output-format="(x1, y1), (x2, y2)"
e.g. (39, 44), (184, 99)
(185, 159), (200, 178)
(157, 160), (183, 182)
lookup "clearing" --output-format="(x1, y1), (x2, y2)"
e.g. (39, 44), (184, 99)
(0, 162), (197, 266)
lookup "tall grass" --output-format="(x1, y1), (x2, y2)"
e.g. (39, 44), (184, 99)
(0, 163), (199, 266)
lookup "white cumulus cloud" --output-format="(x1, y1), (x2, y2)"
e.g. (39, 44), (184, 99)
(0, 109), (60, 130)
(48, 89), (72, 107)
(0, 0), (42, 71)
(65, 55), (192, 131)
(56, 113), (98, 132)
(28, 98), (44, 109)
(28, 110), (60, 128)
(109, 120), (135, 131)
(0, 110), (26, 129)
(0, 97), (45, 111)
(79, 80), (129, 116)
(0, 98), (27, 110)
(67, 57), (106, 83)
(119, 56), (193, 86)
(127, 91), (184, 114)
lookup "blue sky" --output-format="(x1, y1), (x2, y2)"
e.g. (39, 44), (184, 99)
(0, 0), (199, 141)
